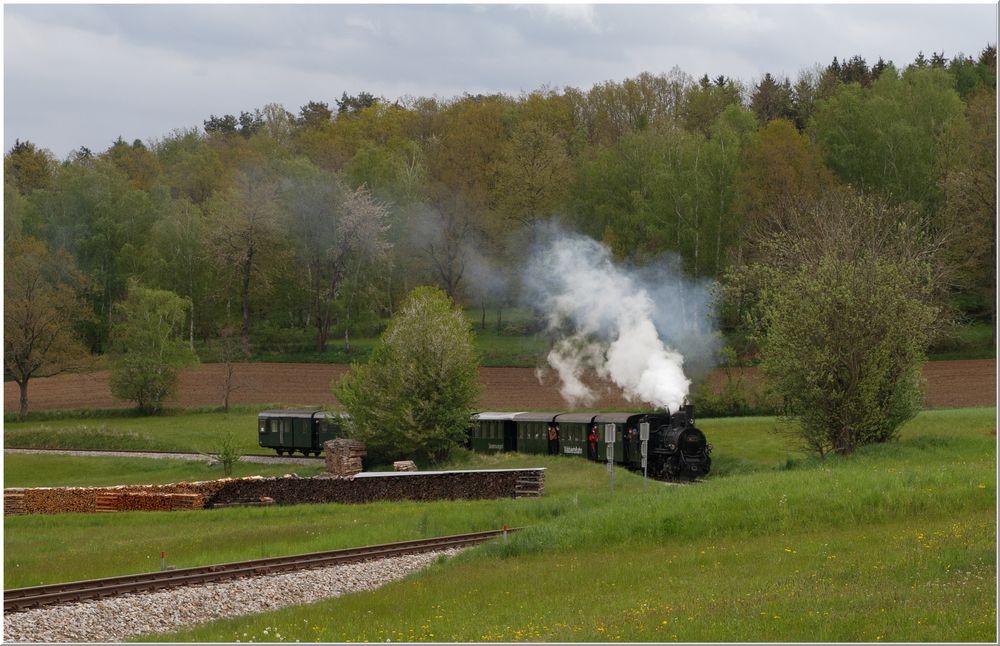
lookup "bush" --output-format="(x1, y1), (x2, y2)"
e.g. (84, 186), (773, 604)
(334, 286), (481, 464)
(729, 191), (943, 455)
(109, 282), (199, 414)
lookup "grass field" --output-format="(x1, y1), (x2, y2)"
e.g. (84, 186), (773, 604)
(3, 454), (325, 489)
(3, 410), (270, 454)
(4, 407), (995, 641)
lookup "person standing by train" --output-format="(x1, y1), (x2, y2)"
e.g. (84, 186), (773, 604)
(547, 424), (559, 455)
(587, 425), (598, 461)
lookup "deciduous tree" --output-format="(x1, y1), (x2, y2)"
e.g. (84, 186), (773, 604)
(334, 286), (481, 464)
(4, 238), (92, 419)
(204, 165), (283, 354)
(109, 282), (199, 414)
(729, 191), (943, 456)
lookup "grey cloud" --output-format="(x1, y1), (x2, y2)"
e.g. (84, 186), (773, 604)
(5, 4), (996, 157)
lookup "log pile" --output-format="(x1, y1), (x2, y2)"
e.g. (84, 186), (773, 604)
(393, 461), (418, 472)
(5, 479), (227, 516)
(324, 439), (367, 477)
(205, 469), (546, 507)
(21, 487), (98, 515)
(515, 472), (545, 497)
(95, 492), (206, 512)
(4, 491), (25, 516)
(4, 468), (546, 515)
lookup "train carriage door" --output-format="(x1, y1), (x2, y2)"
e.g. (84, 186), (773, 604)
(547, 424), (559, 455)
(504, 421), (517, 452)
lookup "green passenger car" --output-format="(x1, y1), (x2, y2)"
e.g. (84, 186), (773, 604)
(512, 412), (562, 455)
(258, 410), (349, 456)
(553, 412), (597, 459)
(470, 412), (521, 452)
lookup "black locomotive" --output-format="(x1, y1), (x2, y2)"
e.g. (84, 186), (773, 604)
(468, 404), (712, 480)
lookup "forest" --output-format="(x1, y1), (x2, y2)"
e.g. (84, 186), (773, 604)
(4, 47), (996, 370)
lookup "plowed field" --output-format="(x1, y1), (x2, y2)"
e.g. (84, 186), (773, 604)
(4, 360), (995, 413)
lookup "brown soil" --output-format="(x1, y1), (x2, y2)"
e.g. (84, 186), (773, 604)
(4, 359), (995, 414)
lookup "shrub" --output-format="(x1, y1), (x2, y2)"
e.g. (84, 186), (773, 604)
(728, 191), (943, 455)
(109, 282), (199, 414)
(334, 286), (481, 464)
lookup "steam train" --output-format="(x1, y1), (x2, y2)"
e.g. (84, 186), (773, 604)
(468, 405), (712, 480)
(257, 406), (712, 480)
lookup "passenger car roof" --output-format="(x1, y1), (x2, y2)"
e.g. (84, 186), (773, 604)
(474, 412), (524, 421)
(258, 410), (347, 419)
(593, 413), (635, 424)
(512, 412), (563, 422)
(554, 413), (599, 423)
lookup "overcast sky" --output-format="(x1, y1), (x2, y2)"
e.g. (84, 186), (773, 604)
(4, 3), (997, 159)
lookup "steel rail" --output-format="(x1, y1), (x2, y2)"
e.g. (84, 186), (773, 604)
(3, 529), (519, 613)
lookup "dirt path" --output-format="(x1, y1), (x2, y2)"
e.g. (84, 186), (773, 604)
(4, 360), (994, 414)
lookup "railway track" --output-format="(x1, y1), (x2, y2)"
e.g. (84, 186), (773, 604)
(4, 528), (518, 613)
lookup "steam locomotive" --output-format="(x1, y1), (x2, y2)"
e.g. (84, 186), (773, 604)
(258, 406), (712, 481)
(468, 404), (712, 480)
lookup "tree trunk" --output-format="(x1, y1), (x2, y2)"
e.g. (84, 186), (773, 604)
(496, 307), (503, 335)
(315, 300), (331, 352)
(18, 379), (28, 421)
(222, 362), (233, 413)
(240, 252), (253, 357)
(189, 299), (196, 354)
(481, 301), (487, 330)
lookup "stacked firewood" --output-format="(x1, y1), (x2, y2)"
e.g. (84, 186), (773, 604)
(4, 468), (547, 515)
(21, 488), (98, 514)
(514, 471), (545, 497)
(393, 461), (418, 472)
(324, 439), (367, 477)
(5, 480), (226, 516)
(205, 468), (547, 507)
(4, 491), (25, 515)
(93, 492), (206, 513)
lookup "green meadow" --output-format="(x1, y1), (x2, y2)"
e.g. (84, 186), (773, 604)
(3, 453), (325, 489)
(3, 407), (995, 641)
(4, 409), (270, 454)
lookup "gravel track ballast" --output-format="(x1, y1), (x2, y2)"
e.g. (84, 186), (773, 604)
(3, 549), (462, 643)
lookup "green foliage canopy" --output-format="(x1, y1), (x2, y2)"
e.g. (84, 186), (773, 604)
(731, 192), (942, 456)
(334, 286), (481, 464)
(109, 282), (199, 414)
(4, 238), (92, 419)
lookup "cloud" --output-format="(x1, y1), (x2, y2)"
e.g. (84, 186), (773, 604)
(4, 4), (996, 157)
(522, 4), (600, 33)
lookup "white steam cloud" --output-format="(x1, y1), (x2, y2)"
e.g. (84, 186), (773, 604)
(524, 228), (719, 412)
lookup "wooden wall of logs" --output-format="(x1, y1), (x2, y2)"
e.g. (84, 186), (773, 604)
(3, 469), (545, 516)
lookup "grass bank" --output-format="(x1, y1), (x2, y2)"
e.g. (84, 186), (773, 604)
(3, 454), (324, 489)
(4, 408), (994, 641)
(4, 410), (269, 454)
(147, 512), (993, 643)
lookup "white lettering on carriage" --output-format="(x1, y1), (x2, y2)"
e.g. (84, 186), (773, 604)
(563, 447), (583, 455)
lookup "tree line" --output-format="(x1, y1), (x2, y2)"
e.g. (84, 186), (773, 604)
(5, 47), (996, 422)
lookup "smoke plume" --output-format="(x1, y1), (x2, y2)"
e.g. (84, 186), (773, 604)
(523, 227), (719, 412)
